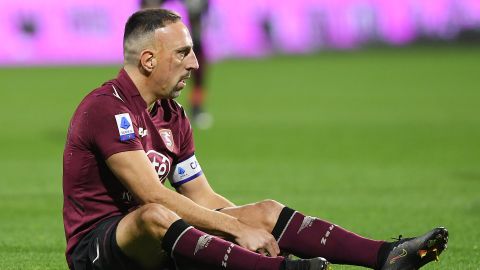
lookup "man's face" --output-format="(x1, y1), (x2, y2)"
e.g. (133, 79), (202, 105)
(151, 21), (199, 99)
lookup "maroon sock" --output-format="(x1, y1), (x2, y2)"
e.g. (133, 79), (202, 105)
(162, 219), (285, 270)
(271, 207), (384, 268)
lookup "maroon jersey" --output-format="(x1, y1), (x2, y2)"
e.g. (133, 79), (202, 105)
(63, 69), (199, 266)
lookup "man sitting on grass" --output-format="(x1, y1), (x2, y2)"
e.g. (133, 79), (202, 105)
(63, 8), (448, 270)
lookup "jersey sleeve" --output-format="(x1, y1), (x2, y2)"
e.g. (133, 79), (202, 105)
(177, 106), (196, 162)
(85, 97), (144, 159)
(168, 106), (202, 187)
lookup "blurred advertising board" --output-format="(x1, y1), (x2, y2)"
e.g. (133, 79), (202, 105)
(0, 0), (138, 65)
(1, 0), (480, 66)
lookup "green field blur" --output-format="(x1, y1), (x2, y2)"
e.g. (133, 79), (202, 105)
(0, 45), (479, 269)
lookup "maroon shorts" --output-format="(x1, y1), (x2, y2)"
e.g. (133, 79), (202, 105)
(70, 215), (145, 270)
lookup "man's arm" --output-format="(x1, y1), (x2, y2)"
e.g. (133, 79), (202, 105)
(176, 174), (235, 210)
(106, 150), (280, 256)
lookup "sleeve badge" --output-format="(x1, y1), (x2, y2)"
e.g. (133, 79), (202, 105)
(115, 113), (135, 141)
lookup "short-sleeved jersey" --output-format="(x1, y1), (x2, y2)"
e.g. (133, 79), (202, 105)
(62, 69), (200, 267)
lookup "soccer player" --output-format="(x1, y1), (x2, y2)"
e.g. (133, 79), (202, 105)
(141, 0), (213, 129)
(63, 9), (448, 270)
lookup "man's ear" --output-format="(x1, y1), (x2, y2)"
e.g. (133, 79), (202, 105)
(140, 50), (156, 73)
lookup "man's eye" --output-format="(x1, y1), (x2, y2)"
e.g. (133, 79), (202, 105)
(179, 51), (188, 59)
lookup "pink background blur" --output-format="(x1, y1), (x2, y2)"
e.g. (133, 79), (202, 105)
(1, 0), (479, 65)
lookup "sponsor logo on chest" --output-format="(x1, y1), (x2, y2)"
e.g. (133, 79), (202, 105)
(139, 127), (148, 137)
(145, 150), (171, 183)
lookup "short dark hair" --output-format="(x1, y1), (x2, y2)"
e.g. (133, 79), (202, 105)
(123, 9), (181, 47)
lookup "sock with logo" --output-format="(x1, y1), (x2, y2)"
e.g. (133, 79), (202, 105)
(162, 219), (285, 270)
(271, 207), (384, 268)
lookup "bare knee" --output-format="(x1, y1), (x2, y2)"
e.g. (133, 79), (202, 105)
(137, 203), (180, 238)
(253, 199), (284, 231)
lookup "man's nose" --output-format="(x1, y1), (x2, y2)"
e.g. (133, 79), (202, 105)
(187, 51), (199, 70)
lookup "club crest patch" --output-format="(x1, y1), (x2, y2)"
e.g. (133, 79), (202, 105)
(159, 129), (175, 151)
(115, 113), (135, 141)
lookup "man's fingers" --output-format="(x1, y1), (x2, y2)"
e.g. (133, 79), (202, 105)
(258, 240), (278, 258)
(259, 235), (280, 257)
(267, 240), (279, 258)
(237, 227), (281, 257)
(266, 245), (277, 257)
(257, 248), (268, 256)
(272, 240), (280, 256)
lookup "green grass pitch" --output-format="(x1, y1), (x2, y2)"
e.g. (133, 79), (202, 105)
(0, 45), (479, 269)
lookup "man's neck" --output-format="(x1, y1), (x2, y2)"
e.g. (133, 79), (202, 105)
(123, 65), (157, 110)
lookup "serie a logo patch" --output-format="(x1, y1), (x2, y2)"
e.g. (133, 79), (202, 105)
(115, 113), (135, 141)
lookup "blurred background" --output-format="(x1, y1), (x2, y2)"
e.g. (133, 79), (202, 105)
(0, 0), (479, 269)
(1, 0), (480, 64)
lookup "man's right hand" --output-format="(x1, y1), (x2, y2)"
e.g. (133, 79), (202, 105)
(234, 223), (280, 257)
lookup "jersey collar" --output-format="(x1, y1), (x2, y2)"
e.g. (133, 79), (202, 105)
(113, 68), (149, 111)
